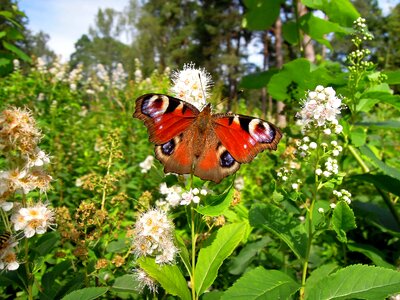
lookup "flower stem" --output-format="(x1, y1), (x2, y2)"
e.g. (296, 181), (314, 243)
(190, 205), (197, 300)
(101, 140), (114, 211)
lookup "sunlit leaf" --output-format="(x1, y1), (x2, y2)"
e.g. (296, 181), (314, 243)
(222, 267), (300, 299)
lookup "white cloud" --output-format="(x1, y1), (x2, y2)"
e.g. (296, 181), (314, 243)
(19, 0), (128, 61)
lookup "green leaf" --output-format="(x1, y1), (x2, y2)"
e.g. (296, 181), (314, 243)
(112, 274), (140, 292)
(356, 98), (379, 112)
(385, 70), (400, 84)
(304, 263), (339, 294)
(175, 232), (191, 276)
(305, 265), (400, 300)
(222, 267), (300, 299)
(242, 0), (280, 30)
(42, 260), (73, 295)
(196, 186), (234, 216)
(350, 127), (366, 147)
(283, 21), (299, 44)
(352, 201), (400, 234)
(2, 40), (31, 62)
(239, 69), (278, 89)
(62, 287), (109, 300)
(249, 203), (307, 259)
(228, 236), (270, 275)
(268, 58), (312, 101)
(359, 145), (400, 181)
(106, 238), (128, 253)
(356, 121), (400, 130)
(138, 257), (191, 300)
(195, 222), (247, 296)
(347, 243), (395, 269)
(331, 201), (356, 243)
(351, 174), (400, 197)
(299, 13), (351, 49)
(302, 0), (358, 28)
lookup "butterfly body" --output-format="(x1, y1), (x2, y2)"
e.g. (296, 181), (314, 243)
(134, 94), (282, 183)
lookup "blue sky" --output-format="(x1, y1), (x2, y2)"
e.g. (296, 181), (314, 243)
(19, 0), (399, 62)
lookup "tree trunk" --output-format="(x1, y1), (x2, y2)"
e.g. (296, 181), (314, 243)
(274, 16), (286, 127)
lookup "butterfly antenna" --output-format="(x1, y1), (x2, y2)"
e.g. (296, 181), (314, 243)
(198, 73), (207, 104)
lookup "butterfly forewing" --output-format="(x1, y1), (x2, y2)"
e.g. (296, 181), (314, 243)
(134, 94), (199, 144)
(212, 114), (282, 163)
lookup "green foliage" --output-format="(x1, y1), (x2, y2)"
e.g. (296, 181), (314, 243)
(0, 0), (399, 299)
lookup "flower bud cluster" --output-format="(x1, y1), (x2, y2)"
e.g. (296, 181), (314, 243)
(132, 208), (178, 265)
(333, 189), (352, 204)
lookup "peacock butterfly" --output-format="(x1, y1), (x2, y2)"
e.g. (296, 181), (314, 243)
(134, 94), (282, 183)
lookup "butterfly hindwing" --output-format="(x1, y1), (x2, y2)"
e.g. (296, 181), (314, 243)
(134, 94), (199, 144)
(213, 114), (282, 163)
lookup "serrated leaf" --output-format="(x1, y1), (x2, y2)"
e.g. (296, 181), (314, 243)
(347, 243), (395, 269)
(305, 265), (400, 300)
(222, 267), (300, 300)
(112, 274), (139, 292)
(359, 145), (400, 181)
(138, 257), (191, 300)
(304, 263), (339, 294)
(331, 201), (356, 243)
(61, 287), (109, 300)
(249, 203), (307, 259)
(196, 186), (234, 216)
(195, 222), (247, 296)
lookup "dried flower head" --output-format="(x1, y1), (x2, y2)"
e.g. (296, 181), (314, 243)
(170, 62), (213, 110)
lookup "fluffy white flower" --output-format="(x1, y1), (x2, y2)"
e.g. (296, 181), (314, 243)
(132, 208), (177, 265)
(11, 202), (55, 238)
(170, 62), (213, 110)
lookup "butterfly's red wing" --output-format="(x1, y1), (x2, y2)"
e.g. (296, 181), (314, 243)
(134, 94), (199, 144)
(212, 114), (282, 164)
(134, 94), (199, 175)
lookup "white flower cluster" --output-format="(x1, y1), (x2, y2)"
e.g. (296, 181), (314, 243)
(181, 188), (207, 205)
(0, 108), (52, 205)
(11, 202), (55, 238)
(156, 183), (208, 210)
(353, 17), (373, 41)
(170, 62), (213, 110)
(111, 63), (127, 90)
(0, 233), (19, 271)
(297, 86), (343, 133)
(134, 58), (143, 83)
(333, 189), (352, 205)
(132, 208), (178, 265)
(139, 155), (154, 173)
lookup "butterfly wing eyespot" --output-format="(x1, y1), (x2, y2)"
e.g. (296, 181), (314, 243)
(213, 114), (282, 163)
(133, 94), (199, 144)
